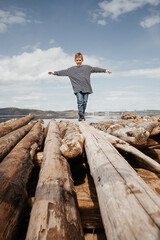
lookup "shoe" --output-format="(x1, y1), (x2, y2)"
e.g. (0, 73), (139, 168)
(78, 115), (85, 121)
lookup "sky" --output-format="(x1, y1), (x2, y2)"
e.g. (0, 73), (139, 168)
(0, 0), (160, 112)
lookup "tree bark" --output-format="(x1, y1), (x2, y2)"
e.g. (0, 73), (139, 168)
(0, 114), (35, 138)
(26, 119), (84, 240)
(79, 121), (160, 240)
(0, 123), (34, 162)
(0, 120), (44, 240)
(60, 122), (85, 159)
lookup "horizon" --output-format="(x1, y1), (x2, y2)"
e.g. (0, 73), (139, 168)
(0, 0), (160, 111)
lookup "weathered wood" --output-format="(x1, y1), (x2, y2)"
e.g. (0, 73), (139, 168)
(107, 123), (150, 146)
(0, 123), (34, 162)
(60, 122), (85, 159)
(33, 151), (43, 167)
(135, 121), (160, 136)
(90, 124), (160, 173)
(0, 120), (44, 240)
(139, 145), (160, 163)
(58, 120), (69, 138)
(84, 231), (106, 240)
(0, 114), (35, 138)
(26, 119), (84, 240)
(135, 168), (160, 197)
(75, 168), (103, 229)
(79, 121), (160, 240)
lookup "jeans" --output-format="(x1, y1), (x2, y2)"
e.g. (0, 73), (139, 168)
(75, 92), (89, 117)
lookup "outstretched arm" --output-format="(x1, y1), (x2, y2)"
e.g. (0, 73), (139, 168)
(48, 72), (54, 75)
(91, 67), (112, 74)
(48, 69), (69, 76)
(105, 70), (112, 74)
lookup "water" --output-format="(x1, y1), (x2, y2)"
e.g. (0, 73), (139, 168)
(0, 114), (122, 127)
(43, 114), (122, 127)
(1, 111), (159, 127)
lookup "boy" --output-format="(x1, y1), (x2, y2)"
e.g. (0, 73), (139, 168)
(48, 52), (112, 121)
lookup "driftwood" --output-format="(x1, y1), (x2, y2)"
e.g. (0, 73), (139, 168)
(0, 123), (34, 162)
(0, 114), (35, 138)
(91, 128), (160, 173)
(135, 168), (160, 197)
(60, 122), (85, 159)
(75, 169), (103, 229)
(79, 121), (160, 240)
(26, 119), (84, 240)
(0, 120), (44, 240)
(33, 151), (43, 167)
(58, 120), (69, 138)
(107, 124), (150, 146)
(91, 119), (160, 146)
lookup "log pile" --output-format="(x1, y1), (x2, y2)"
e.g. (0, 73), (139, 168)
(26, 119), (84, 240)
(79, 121), (160, 240)
(0, 113), (160, 240)
(0, 116), (44, 240)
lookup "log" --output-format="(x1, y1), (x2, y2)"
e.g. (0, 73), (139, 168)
(0, 114), (35, 138)
(135, 168), (160, 197)
(60, 122), (85, 159)
(26, 119), (84, 240)
(135, 121), (160, 136)
(91, 124), (160, 173)
(0, 123), (34, 162)
(107, 123), (150, 146)
(33, 151), (43, 167)
(58, 120), (69, 138)
(0, 120), (44, 240)
(79, 121), (160, 240)
(75, 167), (103, 229)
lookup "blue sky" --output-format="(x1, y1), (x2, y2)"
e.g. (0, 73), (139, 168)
(0, 0), (160, 112)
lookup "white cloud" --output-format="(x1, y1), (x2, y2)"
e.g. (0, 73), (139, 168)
(140, 15), (160, 28)
(97, 19), (107, 25)
(91, 0), (160, 25)
(115, 67), (160, 78)
(0, 47), (159, 111)
(0, 9), (30, 33)
(0, 47), (103, 85)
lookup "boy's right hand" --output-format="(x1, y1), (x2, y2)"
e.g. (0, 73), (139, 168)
(48, 72), (54, 75)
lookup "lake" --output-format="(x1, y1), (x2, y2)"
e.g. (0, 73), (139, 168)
(1, 111), (159, 127)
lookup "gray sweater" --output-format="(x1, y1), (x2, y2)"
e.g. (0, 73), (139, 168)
(54, 65), (106, 94)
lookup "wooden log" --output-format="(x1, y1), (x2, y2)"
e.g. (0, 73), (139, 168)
(0, 123), (34, 162)
(26, 119), (84, 240)
(0, 114), (35, 138)
(0, 120), (44, 240)
(135, 121), (160, 136)
(60, 122), (85, 159)
(107, 123), (150, 146)
(58, 120), (69, 138)
(135, 168), (160, 197)
(79, 121), (160, 240)
(75, 167), (103, 229)
(91, 124), (160, 173)
(33, 151), (43, 167)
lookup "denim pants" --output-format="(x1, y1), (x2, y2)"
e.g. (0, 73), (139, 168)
(75, 92), (89, 117)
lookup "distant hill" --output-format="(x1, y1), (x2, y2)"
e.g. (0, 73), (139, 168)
(0, 107), (159, 120)
(0, 107), (78, 119)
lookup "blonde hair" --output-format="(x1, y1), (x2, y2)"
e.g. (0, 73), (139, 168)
(75, 52), (83, 61)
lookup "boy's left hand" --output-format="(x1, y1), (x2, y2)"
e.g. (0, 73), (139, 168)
(106, 70), (112, 74)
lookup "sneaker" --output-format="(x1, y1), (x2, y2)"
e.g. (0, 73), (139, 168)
(78, 115), (85, 121)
